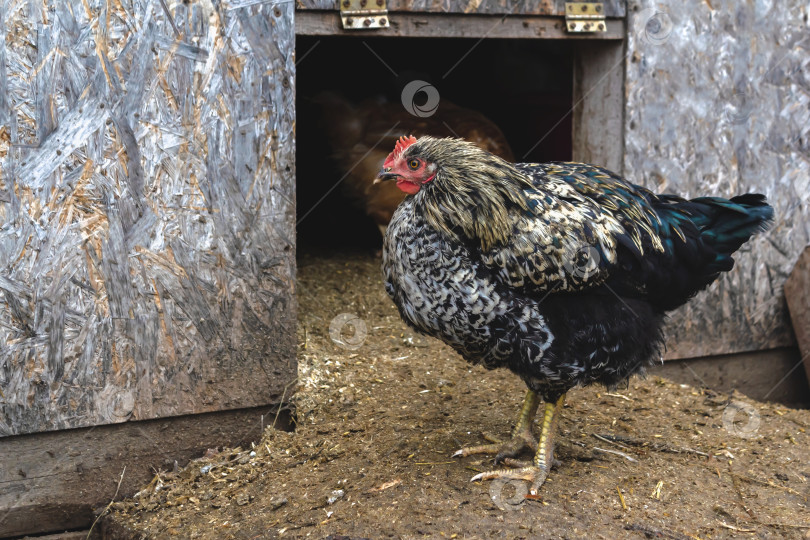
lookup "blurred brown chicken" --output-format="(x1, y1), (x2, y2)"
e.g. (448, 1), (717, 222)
(315, 92), (514, 235)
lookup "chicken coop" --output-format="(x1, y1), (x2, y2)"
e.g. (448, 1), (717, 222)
(295, 0), (808, 400)
(1, 0), (808, 537)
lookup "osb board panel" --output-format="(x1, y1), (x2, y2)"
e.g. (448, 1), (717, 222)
(624, 0), (809, 359)
(296, 0), (626, 17)
(784, 246), (810, 387)
(0, 406), (274, 538)
(0, 1), (296, 437)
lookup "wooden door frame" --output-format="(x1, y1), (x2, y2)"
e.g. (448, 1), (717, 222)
(296, 9), (628, 174)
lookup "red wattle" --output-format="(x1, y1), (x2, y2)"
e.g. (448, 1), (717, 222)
(396, 179), (421, 195)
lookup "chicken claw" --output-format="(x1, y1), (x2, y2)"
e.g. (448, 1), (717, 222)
(452, 389), (540, 461)
(470, 465), (551, 495)
(457, 392), (566, 495)
(452, 430), (538, 462)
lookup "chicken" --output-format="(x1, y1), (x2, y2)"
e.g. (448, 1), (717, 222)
(377, 136), (773, 494)
(314, 92), (513, 235)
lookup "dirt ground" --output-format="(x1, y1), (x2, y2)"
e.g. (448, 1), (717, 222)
(105, 250), (810, 539)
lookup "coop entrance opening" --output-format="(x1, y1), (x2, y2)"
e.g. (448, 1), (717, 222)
(296, 35), (575, 251)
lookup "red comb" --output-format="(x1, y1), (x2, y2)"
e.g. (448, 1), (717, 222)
(383, 135), (418, 169)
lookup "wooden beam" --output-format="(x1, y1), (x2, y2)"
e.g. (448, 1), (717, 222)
(20, 532), (91, 540)
(784, 245), (810, 389)
(651, 347), (808, 405)
(296, 11), (626, 40)
(297, 0), (626, 18)
(572, 41), (626, 174)
(0, 405), (291, 538)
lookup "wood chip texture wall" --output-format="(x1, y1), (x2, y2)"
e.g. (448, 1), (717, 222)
(0, 0), (296, 437)
(625, 0), (809, 359)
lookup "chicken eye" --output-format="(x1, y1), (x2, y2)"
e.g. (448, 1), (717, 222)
(408, 159), (420, 170)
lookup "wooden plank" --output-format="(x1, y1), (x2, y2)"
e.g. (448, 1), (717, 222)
(0, 1), (296, 436)
(652, 347), (809, 405)
(0, 405), (290, 538)
(20, 532), (91, 540)
(297, 0), (626, 17)
(572, 41), (626, 174)
(296, 11), (625, 38)
(784, 246), (810, 388)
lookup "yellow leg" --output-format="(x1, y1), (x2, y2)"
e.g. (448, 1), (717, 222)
(513, 389), (541, 439)
(469, 393), (566, 495)
(452, 390), (540, 461)
(534, 394), (565, 471)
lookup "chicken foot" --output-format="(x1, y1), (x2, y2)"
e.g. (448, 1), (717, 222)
(452, 389), (540, 462)
(467, 393), (566, 495)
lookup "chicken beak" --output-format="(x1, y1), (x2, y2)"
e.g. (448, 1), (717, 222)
(374, 169), (399, 184)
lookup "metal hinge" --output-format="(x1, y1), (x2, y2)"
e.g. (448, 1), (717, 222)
(564, 2), (606, 33)
(340, 0), (390, 30)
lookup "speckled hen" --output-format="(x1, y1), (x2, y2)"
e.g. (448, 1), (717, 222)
(376, 136), (773, 494)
